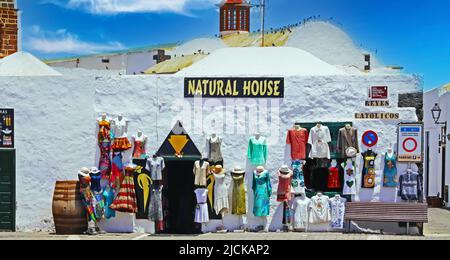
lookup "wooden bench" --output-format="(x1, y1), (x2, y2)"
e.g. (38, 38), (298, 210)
(344, 202), (428, 235)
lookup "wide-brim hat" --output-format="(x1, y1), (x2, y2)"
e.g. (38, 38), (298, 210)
(78, 167), (90, 175)
(90, 167), (100, 174)
(279, 165), (292, 174)
(232, 166), (245, 174)
(346, 147), (358, 158)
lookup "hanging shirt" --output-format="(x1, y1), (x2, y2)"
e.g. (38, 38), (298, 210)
(292, 196), (311, 230)
(247, 136), (268, 166)
(398, 170), (422, 201)
(342, 162), (357, 195)
(291, 160), (306, 194)
(309, 195), (331, 224)
(286, 128), (309, 160)
(207, 137), (224, 163)
(145, 157), (165, 181)
(329, 196), (346, 229)
(193, 160), (210, 187)
(308, 126), (332, 159)
(112, 118), (128, 138)
(327, 166), (341, 189)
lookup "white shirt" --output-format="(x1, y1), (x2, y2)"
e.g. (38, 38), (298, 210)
(309, 195), (331, 224)
(112, 117), (128, 138)
(308, 126), (332, 159)
(292, 196), (311, 229)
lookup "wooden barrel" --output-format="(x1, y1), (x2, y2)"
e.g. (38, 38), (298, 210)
(52, 181), (87, 234)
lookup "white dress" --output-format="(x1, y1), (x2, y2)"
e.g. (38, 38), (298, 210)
(329, 196), (346, 229)
(213, 173), (229, 215)
(292, 196), (310, 230)
(112, 117), (128, 138)
(194, 188), (209, 223)
(309, 195), (331, 224)
(308, 126), (332, 159)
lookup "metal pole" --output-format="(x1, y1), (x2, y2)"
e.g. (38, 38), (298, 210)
(442, 123), (447, 202)
(261, 0), (265, 47)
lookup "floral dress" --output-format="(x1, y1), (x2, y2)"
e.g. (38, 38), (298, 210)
(252, 170), (272, 217)
(98, 120), (112, 179)
(383, 152), (398, 188)
(291, 160), (306, 194)
(330, 196), (346, 229)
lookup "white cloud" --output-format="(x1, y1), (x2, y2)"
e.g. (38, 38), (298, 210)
(44, 0), (219, 15)
(26, 26), (125, 55)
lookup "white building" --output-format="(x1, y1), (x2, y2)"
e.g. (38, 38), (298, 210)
(424, 84), (450, 207)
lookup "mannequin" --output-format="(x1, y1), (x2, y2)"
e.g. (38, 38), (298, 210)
(132, 130), (148, 159)
(331, 159), (337, 168)
(212, 165), (229, 233)
(277, 165), (293, 232)
(255, 132), (261, 140)
(206, 133), (224, 166)
(252, 166), (271, 232)
(231, 166), (247, 232)
(97, 113), (112, 179)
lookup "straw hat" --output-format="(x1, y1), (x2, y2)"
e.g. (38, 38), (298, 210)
(232, 166), (245, 174)
(346, 147), (358, 158)
(279, 165), (292, 174)
(78, 167), (90, 176)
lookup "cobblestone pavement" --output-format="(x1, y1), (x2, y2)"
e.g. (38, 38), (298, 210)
(1, 208), (449, 240)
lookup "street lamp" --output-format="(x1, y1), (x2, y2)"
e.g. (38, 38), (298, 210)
(431, 103), (448, 204)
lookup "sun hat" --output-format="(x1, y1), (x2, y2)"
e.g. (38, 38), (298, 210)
(232, 166), (245, 174)
(90, 167), (100, 174)
(279, 165), (291, 173)
(346, 147), (358, 158)
(214, 165), (226, 174)
(78, 167), (90, 176)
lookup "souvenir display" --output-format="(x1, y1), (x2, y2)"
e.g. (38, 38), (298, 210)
(132, 131), (148, 159)
(292, 193), (310, 231)
(252, 167), (272, 217)
(286, 124), (309, 160)
(81, 114), (422, 234)
(309, 193), (331, 224)
(342, 160), (357, 196)
(361, 150), (377, 189)
(231, 167), (247, 215)
(109, 165), (138, 213)
(212, 165), (229, 216)
(206, 134), (224, 166)
(146, 156), (165, 181)
(194, 188), (210, 223)
(329, 195), (346, 229)
(97, 114), (112, 179)
(383, 149), (398, 188)
(194, 160), (210, 187)
(398, 169), (423, 201)
(308, 124), (332, 159)
(247, 134), (268, 166)
(291, 160), (306, 194)
(337, 125), (359, 159)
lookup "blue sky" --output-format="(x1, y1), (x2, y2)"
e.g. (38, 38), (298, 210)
(18, 0), (450, 89)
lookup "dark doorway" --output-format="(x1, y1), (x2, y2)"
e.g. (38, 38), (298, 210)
(0, 149), (15, 231)
(163, 159), (200, 234)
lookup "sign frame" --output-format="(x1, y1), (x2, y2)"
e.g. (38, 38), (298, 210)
(397, 123), (424, 163)
(0, 108), (14, 149)
(184, 77), (285, 98)
(368, 86), (389, 100)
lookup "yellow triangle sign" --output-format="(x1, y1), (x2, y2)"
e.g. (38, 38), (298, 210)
(168, 135), (189, 154)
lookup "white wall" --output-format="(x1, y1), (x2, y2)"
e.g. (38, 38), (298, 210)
(0, 73), (422, 231)
(424, 89), (450, 205)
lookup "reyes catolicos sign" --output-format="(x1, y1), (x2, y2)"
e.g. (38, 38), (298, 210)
(184, 78), (284, 98)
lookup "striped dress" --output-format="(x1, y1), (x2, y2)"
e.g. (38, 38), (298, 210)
(110, 166), (138, 213)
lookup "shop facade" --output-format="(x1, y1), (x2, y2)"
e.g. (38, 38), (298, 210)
(0, 71), (423, 232)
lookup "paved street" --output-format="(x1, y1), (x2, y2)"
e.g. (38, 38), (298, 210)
(1, 208), (449, 240)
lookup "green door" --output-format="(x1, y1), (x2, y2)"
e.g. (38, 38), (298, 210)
(0, 149), (15, 231)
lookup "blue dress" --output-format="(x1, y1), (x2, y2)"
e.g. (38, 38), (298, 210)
(383, 152), (398, 187)
(291, 160), (305, 194)
(252, 170), (272, 217)
(102, 187), (116, 219)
